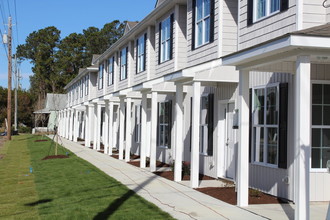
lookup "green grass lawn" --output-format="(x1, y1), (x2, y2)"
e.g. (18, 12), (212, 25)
(0, 135), (175, 220)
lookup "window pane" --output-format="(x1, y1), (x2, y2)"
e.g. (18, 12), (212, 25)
(312, 105), (322, 125)
(321, 148), (330, 168)
(323, 106), (330, 125)
(254, 127), (264, 162)
(197, 22), (203, 46)
(267, 128), (278, 165)
(165, 124), (169, 146)
(159, 125), (164, 146)
(322, 129), (330, 147)
(312, 128), (321, 148)
(270, 0), (279, 13)
(253, 89), (264, 125)
(257, 0), (266, 19)
(204, 0), (210, 16)
(312, 84), (322, 104)
(312, 148), (321, 168)
(324, 85), (330, 104)
(196, 0), (203, 20)
(204, 18), (210, 43)
(266, 87), (278, 125)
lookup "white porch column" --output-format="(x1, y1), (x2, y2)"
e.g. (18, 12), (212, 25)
(140, 92), (148, 168)
(73, 110), (78, 142)
(191, 81), (201, 188)
(125, 98), (132, 162)
(104, 100), (109, 154)
(294, 55), (311, 220)
(237, 70), (249, 207)
(96, 104), (102, 151)
(108, 101), (114, 155)
(174, 83), (183, 182)
(93, 103), (98, 150)
(150, 91), (158, 172)
(119, 97), (125, 160)
(85, 105), (91, 147)
(69, 109), (74, 141)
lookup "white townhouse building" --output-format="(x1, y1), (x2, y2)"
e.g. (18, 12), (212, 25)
(57, 0), (330, 219)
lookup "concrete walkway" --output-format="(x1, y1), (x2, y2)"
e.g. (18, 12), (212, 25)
(53, 136), (330, 220)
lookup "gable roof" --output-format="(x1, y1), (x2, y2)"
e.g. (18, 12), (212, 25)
(124, 21), (139, 35)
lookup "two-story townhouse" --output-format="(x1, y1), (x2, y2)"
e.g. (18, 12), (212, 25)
(223, 0), (330, 218)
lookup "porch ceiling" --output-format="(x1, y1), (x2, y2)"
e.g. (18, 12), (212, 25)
(223, 23), (330, 73)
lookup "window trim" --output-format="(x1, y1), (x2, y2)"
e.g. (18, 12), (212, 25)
(98, 64), (104, 90)
(108, 57), (114, 86)
(159, 15), (173, 64)
(135, 105), (142, 143)
(195, 0), (211, 48)
(311, 80), (330, 172)
(252, 83), (280, 168)
(157, 101), (172, 148)
(253, 0), (280, 22)
(136, 34), (146, 74)
(120, 47), (128, 81)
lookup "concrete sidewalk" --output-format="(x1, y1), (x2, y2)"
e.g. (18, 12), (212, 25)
(52, 136), (330, 220)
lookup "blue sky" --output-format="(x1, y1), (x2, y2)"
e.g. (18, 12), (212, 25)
(0, 0), (155, 90)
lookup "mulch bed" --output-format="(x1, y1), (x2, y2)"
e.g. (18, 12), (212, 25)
(34, 139), (48, 142)
(130, 154), (140, 160)
(153, 171), (215, 181)
(127, 160), (171, 168)
(196, 187), (288, 205)
(42, 155), (69, 160)
(111, 154), (119, 159)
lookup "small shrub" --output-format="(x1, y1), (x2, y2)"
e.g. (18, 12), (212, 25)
(18, 126), (32, 134)
(249, 188), (262, 198)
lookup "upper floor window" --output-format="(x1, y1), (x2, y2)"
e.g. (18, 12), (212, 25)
(159, 15), (173, 63)
(76, 84), (78, 100)
(85, 75), (89, 96)
(136, 34), (147, 73)
(108, 57), (114, 85)
(247, 0), (288, 25)
(192, 0), (214, 49)
(80, 79), (83, 98)
(120, 47), (128, 80)
(98, 64), (104, 90)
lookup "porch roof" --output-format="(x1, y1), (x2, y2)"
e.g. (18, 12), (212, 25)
(222, 23), (330, 71)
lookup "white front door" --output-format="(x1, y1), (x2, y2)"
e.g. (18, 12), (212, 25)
(224, 103), (236, 180)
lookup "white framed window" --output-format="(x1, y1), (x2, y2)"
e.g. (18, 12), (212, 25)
(254, 0), (280, 21)
(160, 16), (172, 63)
(85, 75), (89, 96)
(311, 83), (330, 170)
(98, 64), (104, 90)
(108, 57), (114, 85)
(252, 84), (279, 167)
(158, 101), (171, 148)
(135, 105), (142, 143)
(80, 79), (83, 98)
(195, 0), (211, 47)
(200, 95), (209, 155)
(120, 47), (128, 80)
(137, 34), (146, 73)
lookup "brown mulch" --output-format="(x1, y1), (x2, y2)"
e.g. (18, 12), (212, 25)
(34, 139), (48, 142)
(127, 160), (171, 168)
(153, 171), (215, 181)
(111, 154), (119, 159)
(130, 154), (140, 160)
(42, 155), (69, 160)
(196, 187), (288, 205)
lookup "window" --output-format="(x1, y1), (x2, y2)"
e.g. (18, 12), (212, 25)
(85, 75), (89, 95)
(159, 15), (173, 63)
(200, 94), (214, 155)
(80, 79), (83, 98)
(157, 101), (172, 148)
(108, 57), (114, 85)
(120, 47), (128, 80)
(135, 105), (142, 143)
(252, 84), (279, 166)
(76, 84), (78, 100)
(311, 84), (330, 169)
(192, 0), (214, 49)
(98, 64), (104, 90)
(136, 34), (146, 73)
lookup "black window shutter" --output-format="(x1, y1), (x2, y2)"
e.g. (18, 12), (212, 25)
(249, 88), (252, 163)
(278, 83), (288, 169)
(167, 100), (172, 149)
(157, 102), (160, 146)
(209, 0), (215, 43)
(158, 22), (162, 64)
(125, 47), (128, 79)
(169, 13), (174, 60)
(143, 33), (147, 71)
(280, 0), (289, 12)
(191, 0), (196, 50)
(247, 0), (253, 26)
(136, 39), (138, 74)
(112, 57), (114, 84)
(207, 94), (214, 156)
(119, 50), (122, 80)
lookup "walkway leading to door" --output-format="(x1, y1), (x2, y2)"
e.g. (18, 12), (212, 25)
(52, 136), (266, 220)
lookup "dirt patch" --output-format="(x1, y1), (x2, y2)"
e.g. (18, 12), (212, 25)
(153, 171), (215, 181)
(34, 139), (48, 142)
(0, 154), (4, 159)
(42, 155), (69, 160)
(196, 187), (288, 205)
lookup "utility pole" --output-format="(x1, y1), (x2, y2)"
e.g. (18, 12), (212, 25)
(7, 16), (12, 140)
(14, 54), (18, 132)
